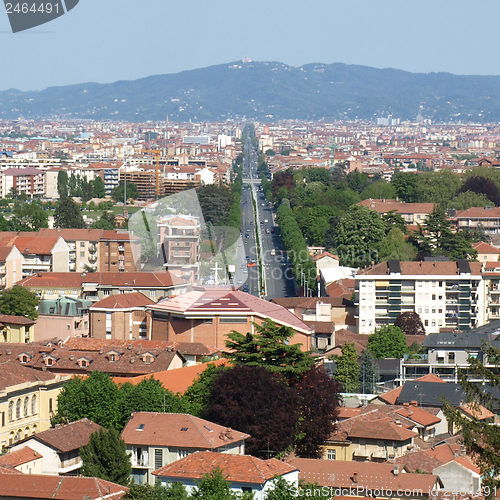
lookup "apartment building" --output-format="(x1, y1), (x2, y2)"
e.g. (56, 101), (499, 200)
(99, 230), (140, 272)
(358, 199), (436, 225)
(0, 232), (69, 278)
(399, 325), (500, 383)
(0, 361), (68, 450)
(158, 215), (200, 284)
(89, 292), (154, 340)
(40, 228), (101, 272)
(18, 271), (187, 303)
(454, 206), (500, 234)
(356, 260), (485, 334)
(0, 246), (22, 288)
(1, 168), (45, 198)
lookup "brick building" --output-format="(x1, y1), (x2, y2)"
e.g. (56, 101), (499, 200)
(146, 287), (312, 350)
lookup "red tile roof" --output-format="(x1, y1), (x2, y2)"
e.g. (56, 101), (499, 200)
(458, 403), (495, 420)
(472, 241), (500, 254)
(0, 359), (59, 390)
(289, 458), (440, 492)
(114, 359), (228, 394)
(0, 447), (42, 467)
(24, 418), (102, 453)
(122, 412), (249, 449)
(0, 314), (35, 326)
(17, 271), (186, 289)
(151, 287), (312, 334)
(358, 261), (483, 276)
(153, 451), (296, 486)
(90, 292), (155, 309)
(0, 474), (128, 499)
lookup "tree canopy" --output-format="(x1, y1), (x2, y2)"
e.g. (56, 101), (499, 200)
(394, 311), (426, 335)
(224, 320), (314, 381)
(332, 343), (360, 393)
(367, 326), (408, 359)
(204, 365), (299, 457)
(0, 286), (39, 320)
(54, 197), (85, 229)
(80, 428), (131, 486)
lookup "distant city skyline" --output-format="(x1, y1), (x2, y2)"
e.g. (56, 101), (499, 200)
(1, 0), (500, 90)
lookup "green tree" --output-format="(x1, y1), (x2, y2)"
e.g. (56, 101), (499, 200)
(80, 428), (131, 486)
(358, 350), (379, 394)
(367, 326), (407, 359)
(93, 176), (106, 198)
(378, 228), (417, 261)
(124, 482), (189, 499)
(55, 372), (123, 429)
(412, 208), (477, 260)
(333, 205), (386, 267)
(443, 344), (500, 498)
(391, 171), (421, 202)
(0, 286), (39, 320)
(91, 211), (116, 230)
(191, 468), (237, 499)
(224, 320), (314, 381)
(360, 180), (396, 200)
(119, 378), (188, 429)
(266, 476), (298, 499)
(332, 343), (360, 393)
(57, 170), (69, 199)
(447, 191), (491, 210)
(54, 197), (85, 228)
(196, 185), (233, 225)
(112, 181), (139, 203)
(11, 200), (48, 231)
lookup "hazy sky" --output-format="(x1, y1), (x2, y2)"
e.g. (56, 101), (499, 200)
(1, 0), (499, 90)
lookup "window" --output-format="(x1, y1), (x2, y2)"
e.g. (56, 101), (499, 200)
(24, 397), (29, 417)
(8, 401), (13, 421)
(31, 395), (37, 415)
(16, 399), (21, 419)
(80, 242), (85, 247)
(178, 449), (190, 459)
(327, 449), (336, 460)
(219, 317), (247, 324)
(103, 290), (111, 296)
(1, 412), (4, 427)
(154, 449), (162, 469)
(448, 352), (455, 363)
(49, 399), (53, 414)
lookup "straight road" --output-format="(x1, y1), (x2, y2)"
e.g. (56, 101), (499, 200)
(240, 135), (297, 298)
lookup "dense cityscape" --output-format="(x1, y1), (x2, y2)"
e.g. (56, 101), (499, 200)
(0, 115), (496, 499)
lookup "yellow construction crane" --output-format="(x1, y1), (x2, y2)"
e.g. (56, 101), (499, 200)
(144, 149), (161, 199)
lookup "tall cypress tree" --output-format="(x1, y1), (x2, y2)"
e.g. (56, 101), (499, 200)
(80, 428), (131, 486)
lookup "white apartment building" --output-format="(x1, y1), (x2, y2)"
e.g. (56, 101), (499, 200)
(356, 260), (485, 334)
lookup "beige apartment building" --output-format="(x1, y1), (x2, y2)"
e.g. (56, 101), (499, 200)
(0, 361), (68, 450)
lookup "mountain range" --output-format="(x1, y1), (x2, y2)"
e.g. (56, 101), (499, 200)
(2, 61), (500, 122)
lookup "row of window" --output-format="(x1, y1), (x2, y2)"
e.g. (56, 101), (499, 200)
(7, 395), (37, 423)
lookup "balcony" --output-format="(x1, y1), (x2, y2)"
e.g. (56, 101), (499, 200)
(371, 450), (387, 459)
(118, 245), (125, 251)
(353, 448), (370, 458)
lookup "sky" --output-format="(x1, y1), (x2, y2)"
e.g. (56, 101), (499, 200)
(1, 0), (500, 90)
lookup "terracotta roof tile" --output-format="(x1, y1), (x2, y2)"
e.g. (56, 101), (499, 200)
(114, 359), (228, 394)
(122, 412), (249, 448)
(0, 447), (42, 467)
(153, 451), (296, 485)
(23, 418), (102, 453)
(0, 474), (128, 499)
(289, 458), (440, 492)
(90, 292), (155, 309)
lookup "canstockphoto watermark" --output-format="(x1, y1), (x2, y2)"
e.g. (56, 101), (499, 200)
(3, 0), (78, 32)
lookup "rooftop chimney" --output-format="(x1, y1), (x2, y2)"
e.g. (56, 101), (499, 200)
(393, 465), (400, 476)
(352, 472), (358, 483)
